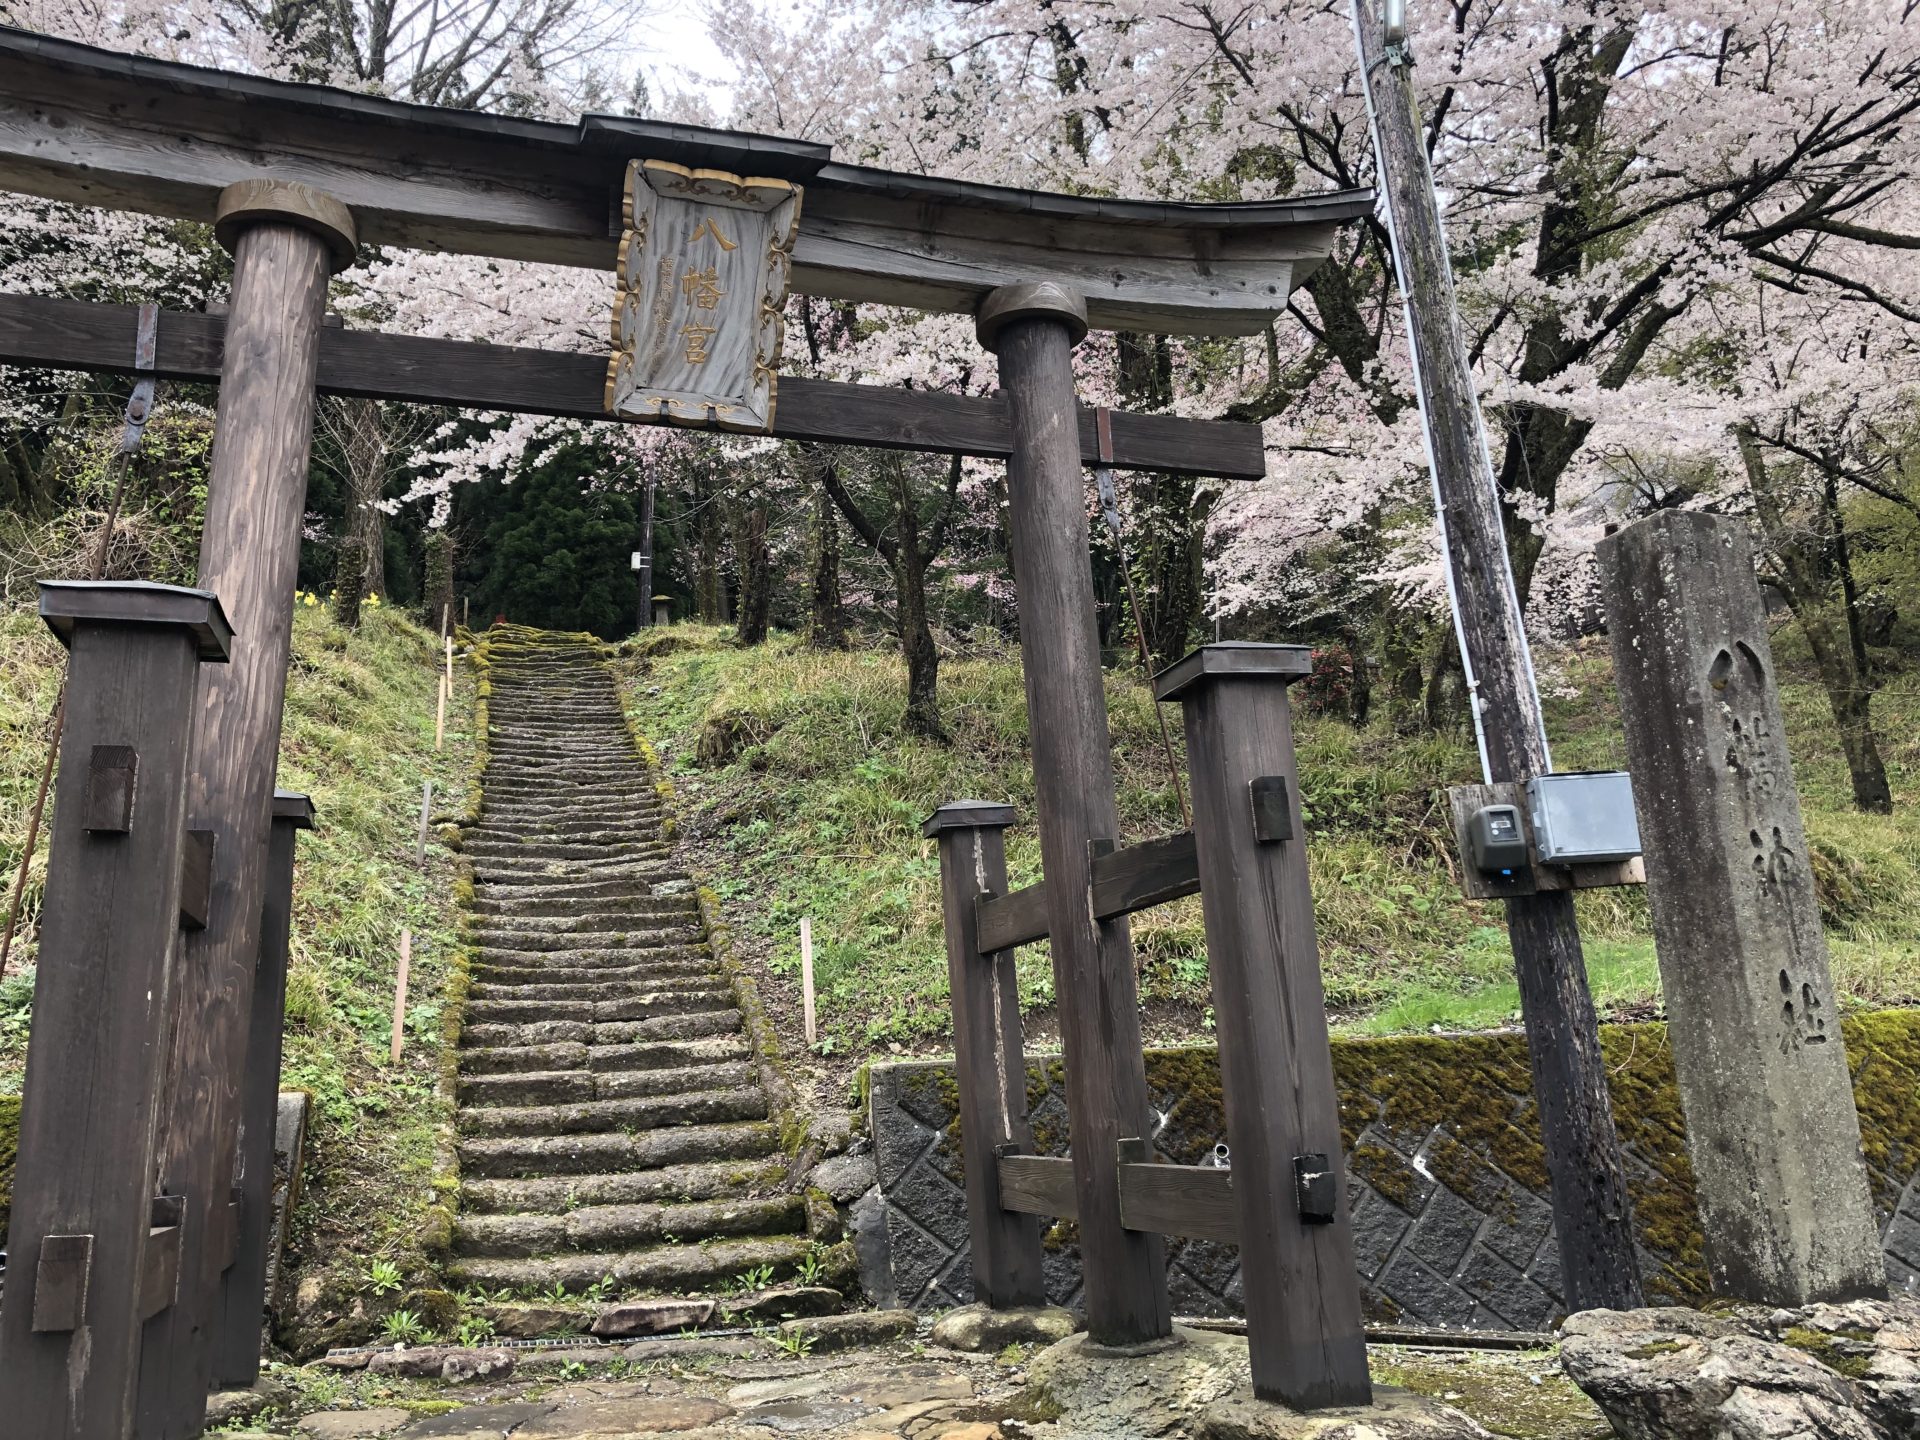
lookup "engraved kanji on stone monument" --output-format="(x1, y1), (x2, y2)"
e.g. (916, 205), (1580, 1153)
(605, 160), (802, 433)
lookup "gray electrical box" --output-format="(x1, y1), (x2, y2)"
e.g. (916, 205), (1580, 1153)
(1526, 771), (1641, 864)
(1466, 804), (1529, 874)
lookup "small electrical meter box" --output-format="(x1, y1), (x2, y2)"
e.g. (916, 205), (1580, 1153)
(1466, 805), (1529, 874)
(1525, 771), (1641, 865)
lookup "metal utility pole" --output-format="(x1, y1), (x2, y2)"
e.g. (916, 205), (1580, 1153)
(1352, 1), (1644, 1311)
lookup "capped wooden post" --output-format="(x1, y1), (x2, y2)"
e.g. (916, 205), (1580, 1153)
(978, 282), (1170, 1346)
(211, 789), (315, 1388)
(0, 581), (232, 1440)
(1157, 644), (1370, 1408)
(1598, 512), (1887, 1305)
(141, 178), (355, 1439)
(923, 801), (1046, 1308)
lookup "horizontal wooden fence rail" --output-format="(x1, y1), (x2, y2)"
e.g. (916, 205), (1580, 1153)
(0, 294), (1266, 479)
(996, 1145), (1237, 1244)
(975, 829), (1200, 954)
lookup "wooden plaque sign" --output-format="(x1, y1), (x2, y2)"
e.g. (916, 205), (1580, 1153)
(606, 160), (801, 433)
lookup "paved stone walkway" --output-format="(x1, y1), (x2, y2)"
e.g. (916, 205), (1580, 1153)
(226, 1340), (1028, 1439)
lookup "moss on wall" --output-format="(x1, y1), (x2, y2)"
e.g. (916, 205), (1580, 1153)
(902, 1011), (1920, 1309)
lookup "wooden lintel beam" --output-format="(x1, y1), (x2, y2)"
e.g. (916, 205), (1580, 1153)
(1117, 1161), (1237, 1244)
(997, 1154), (1078, 1220)
(1088, 830), (1200, 918)
(995, 1151), (1239, 1244)
(974, 880), (1050, 956)
(0, 295), (1264, 478)
(0, 30), (1369, 336)
(974, 829), (1202, 953)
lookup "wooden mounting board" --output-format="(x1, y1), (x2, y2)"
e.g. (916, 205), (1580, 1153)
(975, 829), (1202, 953)
(996, 1152), (1237, 1243)
(1446, 782), (1646, 900)
(0, 30), (1369, 337)
(0, 295), (1265, 478)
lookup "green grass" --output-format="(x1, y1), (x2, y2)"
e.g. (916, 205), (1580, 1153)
(0, 599), (475, 1341)
(617, 626), (1920, 1051)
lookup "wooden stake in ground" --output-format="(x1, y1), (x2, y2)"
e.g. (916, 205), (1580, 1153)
(800, 916), (817, 1047)
(435, 671), (447, 750)
(1352, 3), (1643, 1310)
(390, 929), (412, 1065)
(418, 778), (432, 867)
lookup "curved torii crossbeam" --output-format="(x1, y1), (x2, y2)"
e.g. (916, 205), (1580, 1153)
(0, 26), (1369, 336)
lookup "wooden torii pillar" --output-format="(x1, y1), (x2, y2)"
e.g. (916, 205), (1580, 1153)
(978, 282), (1171, 1345)
(137, 182), (356, 1440)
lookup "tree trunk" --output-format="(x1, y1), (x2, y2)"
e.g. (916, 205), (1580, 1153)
(331, 398), (385, 622)
(424, 530), (454, 634)
(733, 499), (772, 646)
(1737, 426), (1893, 814)
(889, 468), (945, 739)
(806, 487), (847, 649)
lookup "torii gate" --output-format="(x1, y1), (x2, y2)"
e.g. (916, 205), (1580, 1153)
(0, 26), (1376, 1437)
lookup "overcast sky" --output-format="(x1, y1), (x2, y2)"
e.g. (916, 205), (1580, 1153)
(640, 0), (736, 114)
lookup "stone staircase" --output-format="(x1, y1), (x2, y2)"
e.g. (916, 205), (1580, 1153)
(447, 627), (821, 1330)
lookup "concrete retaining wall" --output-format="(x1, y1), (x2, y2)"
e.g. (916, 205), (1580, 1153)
(863, 1012), (1920, 1329)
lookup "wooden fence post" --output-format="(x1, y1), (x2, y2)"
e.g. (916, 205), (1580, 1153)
(924, 802), (1047, 1309)
(211, 789), (315, 1388)
(1158, 644), (1370, 1409)
(979, 282), (1170, 1345)
(0, 581), (232, 1440)
(140, 179), (355, 1439)
(1598, 512), (1887, 1305)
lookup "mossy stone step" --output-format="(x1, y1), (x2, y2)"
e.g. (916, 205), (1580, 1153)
(458, 1059), (754, 1108)
(472, 945), (712, 971)
(451, 1192), (806, 1259)
(456, 1118), (779, 1178)
(469, 931), (706, 958)
(462, 988), (733, 1026)
(458, 1034), (749, 1076)
(471, 895), (684, 919)
(457, 1085), (765, 1138)
(460, 1156), (786, 1215)
(458, 1008), (743, 1050)
(468, 978), (730, 1004)
(471, 956), (717, 985)
(445, 1234), (812, 1298)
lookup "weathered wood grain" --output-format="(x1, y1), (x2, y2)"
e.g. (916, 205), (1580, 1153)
(0, 30), (1368, 334)
(973, 881), (1050, 956)
(1087, 831), (1200, 918)
(1115, 1161), (1237, 1244)
(1355, 4), (1643, 1313)
(997, 1155), (1078, 1220)
(1161, 643), (1370, 1407)
(138, 216), (333, 1440)
(992, 299), (1169, 1346)
(0, 594), (212, 1439)
(211, 793), (313, 1387)
(0, 294), (1266, 478)
(924, 803), (1047, 1307)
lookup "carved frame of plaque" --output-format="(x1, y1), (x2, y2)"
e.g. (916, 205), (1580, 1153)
(605, 159), (802, 433)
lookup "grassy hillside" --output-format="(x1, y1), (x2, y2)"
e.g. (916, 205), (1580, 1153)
(0, 601), (474, 1341)
(617, 626), (1920, 1073)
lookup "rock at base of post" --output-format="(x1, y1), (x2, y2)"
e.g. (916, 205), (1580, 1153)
(1560, 1298), (1920, 1439)
(1022, 1326), (1488, 1439)
(1192, 1388), (1494, 1440)
(932, 1303), (1080, 1352)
